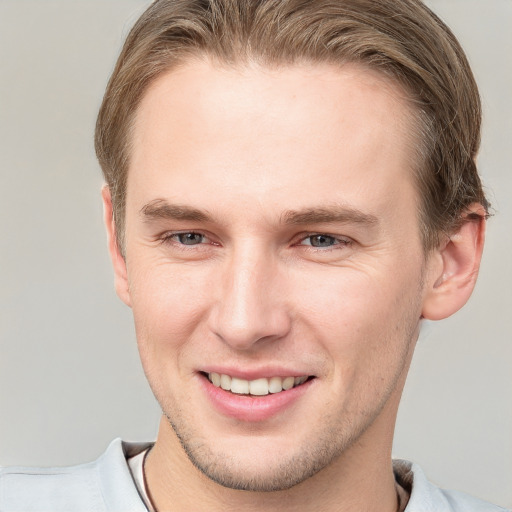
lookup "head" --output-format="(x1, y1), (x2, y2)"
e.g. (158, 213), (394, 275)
(96, 0), (487, 494)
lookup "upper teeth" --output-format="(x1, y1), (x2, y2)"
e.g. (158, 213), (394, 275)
(208, 373), (308, 395)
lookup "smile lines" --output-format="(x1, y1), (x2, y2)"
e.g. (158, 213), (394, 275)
(207, 373), (309, 395)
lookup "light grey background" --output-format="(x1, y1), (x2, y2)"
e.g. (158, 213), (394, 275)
(0, 0), (510, 508)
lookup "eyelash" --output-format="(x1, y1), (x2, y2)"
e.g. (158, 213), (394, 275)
(158, 231), (353, 252)
(159, 231), (214, 248)
(298, 233), (352, 250)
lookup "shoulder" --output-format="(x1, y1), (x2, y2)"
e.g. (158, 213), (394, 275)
(393, 459), (511, 512)
(0, 439), (152, 512)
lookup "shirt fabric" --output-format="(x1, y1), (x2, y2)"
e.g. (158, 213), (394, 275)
(127, 449), (154, 512)
(1, 438), (509, 511)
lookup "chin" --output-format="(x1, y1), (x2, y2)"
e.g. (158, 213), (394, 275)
(164, 410), (362, 492)
(181, 440), (331, 492)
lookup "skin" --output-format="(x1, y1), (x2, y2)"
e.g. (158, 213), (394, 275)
(104, 60), (485, 511)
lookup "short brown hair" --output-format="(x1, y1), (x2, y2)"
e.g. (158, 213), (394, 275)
(95, 0), (488, 251)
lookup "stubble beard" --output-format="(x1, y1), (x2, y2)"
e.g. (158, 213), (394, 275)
(162, 348), (413, 493)
(164, 407), (365, 492)
(155, 282), (423, 492)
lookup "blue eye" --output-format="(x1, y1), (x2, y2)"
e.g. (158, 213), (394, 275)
(302, 234), (339, 248)
(174, 233), (206, 245)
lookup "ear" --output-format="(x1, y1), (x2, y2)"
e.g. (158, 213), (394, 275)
(102, 186), (131, 307)
(422, 204), (486, 321)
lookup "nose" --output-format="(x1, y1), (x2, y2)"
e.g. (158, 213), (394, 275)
(208, 245), (291, 351)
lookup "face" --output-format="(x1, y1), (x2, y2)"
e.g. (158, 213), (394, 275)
(115, 60), (434, 491)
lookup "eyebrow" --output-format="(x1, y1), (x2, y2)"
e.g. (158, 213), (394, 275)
(140, 199), (212, 222)
(140, 199), (379, 227)
(281, 206), (379, 227)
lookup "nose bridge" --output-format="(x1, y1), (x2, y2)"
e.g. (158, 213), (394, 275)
(211, 241), (290, 349)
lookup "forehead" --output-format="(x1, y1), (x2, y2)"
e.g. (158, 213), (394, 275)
(128, 60), (419, 224)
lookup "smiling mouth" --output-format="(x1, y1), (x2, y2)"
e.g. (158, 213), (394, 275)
(205, 372), (311, 396)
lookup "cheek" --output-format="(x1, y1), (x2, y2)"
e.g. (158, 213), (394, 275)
(294, 268), (397, 325)
(128, 268), (212, 403)
(127, 259), (213, 357)
(293, 265), (423, 362)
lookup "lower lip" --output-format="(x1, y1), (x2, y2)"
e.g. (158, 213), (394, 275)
(200, 375), (313, 422)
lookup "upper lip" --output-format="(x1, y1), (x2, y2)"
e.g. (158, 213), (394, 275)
(200, 366), (313, 380)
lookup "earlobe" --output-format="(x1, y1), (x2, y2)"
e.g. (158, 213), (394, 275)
(101, 186), (132, 307)
(421, 204), (486, 321)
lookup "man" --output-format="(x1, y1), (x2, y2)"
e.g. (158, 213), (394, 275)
(0, 0), (509, 511)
